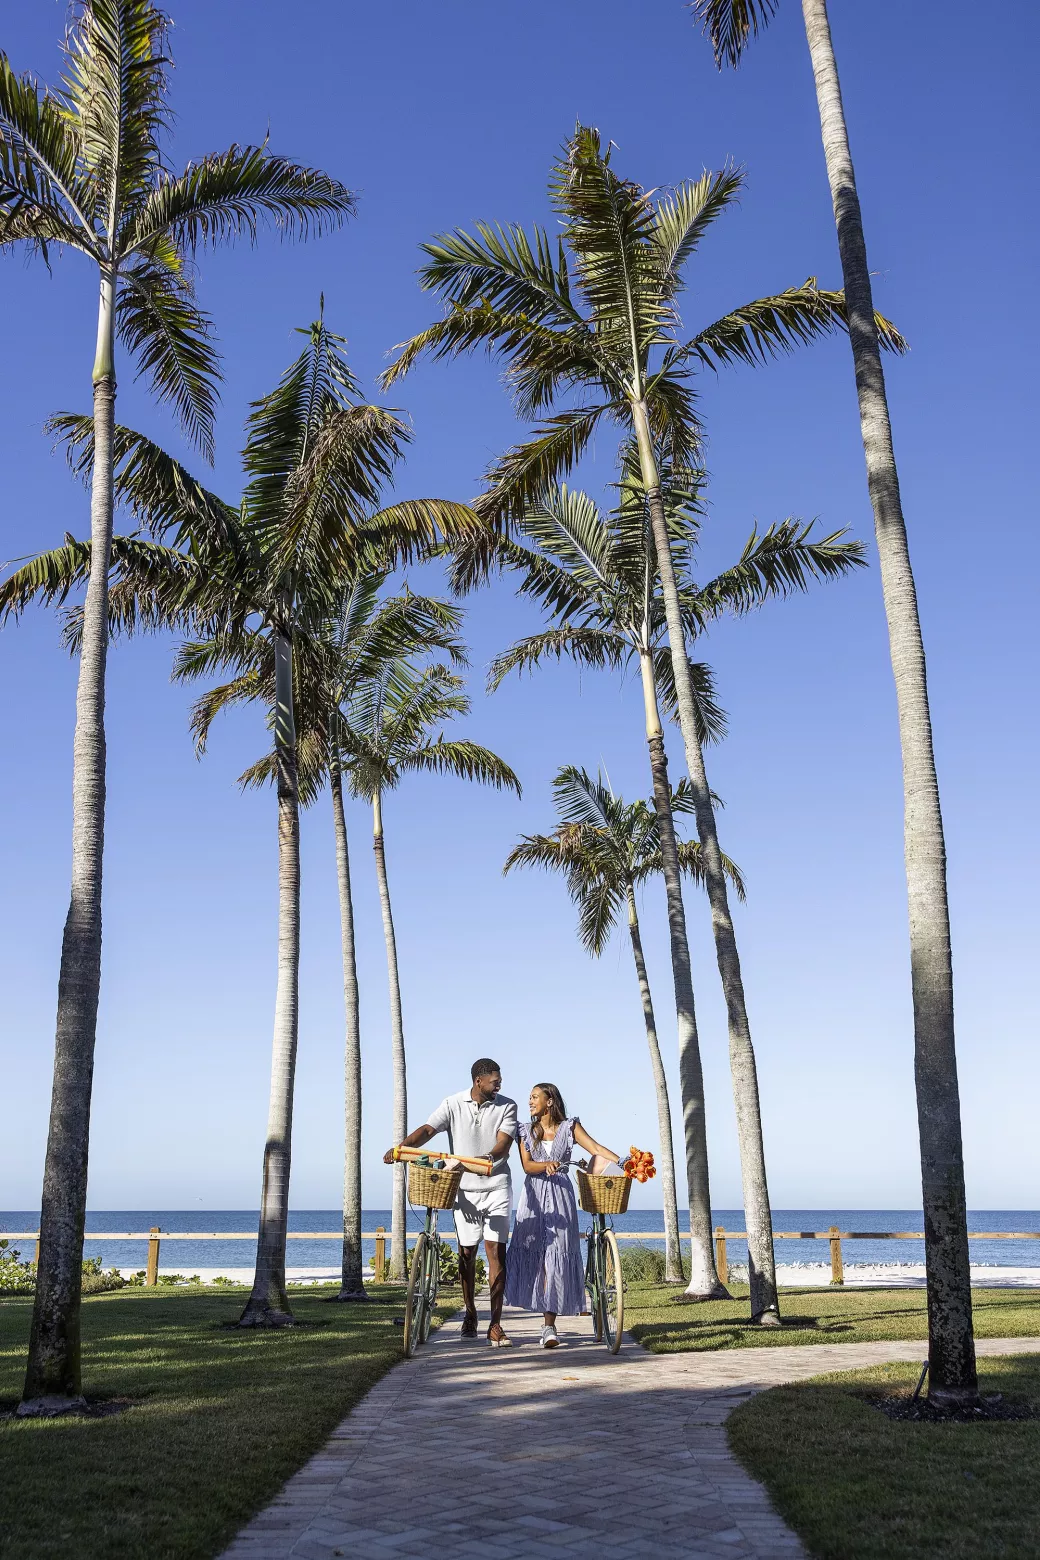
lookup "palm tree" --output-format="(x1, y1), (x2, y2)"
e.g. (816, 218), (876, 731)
(382, 126), (894, 1316)
(3, 318), (484, 1329)
(691, 0), (977, 1408)
(343, 656), (521, 1277)
(486, 475), (863, 1311)
(505, 765), (747, 1284)
(229, 577), (468, 1301)
(0, 0), (355, 1406)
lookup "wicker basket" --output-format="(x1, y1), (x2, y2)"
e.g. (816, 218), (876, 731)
(407, 1161), (463, 1210)
(576, 1168), (632, 1215)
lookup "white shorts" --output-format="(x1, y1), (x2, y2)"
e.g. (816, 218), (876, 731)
(454, 1181), (512, 1246)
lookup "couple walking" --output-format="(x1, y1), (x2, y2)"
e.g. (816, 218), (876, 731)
(386, 1058), (621, 1348)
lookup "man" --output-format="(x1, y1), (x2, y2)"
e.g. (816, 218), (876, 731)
(384, 1058), (517, 1344)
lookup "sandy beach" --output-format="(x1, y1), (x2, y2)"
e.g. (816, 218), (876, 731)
(125, 1261), (1040, 1289)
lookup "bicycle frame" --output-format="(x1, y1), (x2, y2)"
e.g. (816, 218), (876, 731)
(403, 1203), (445, 1357)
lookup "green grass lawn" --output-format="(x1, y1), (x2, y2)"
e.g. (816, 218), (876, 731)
(0, 1283), (455, 1560)
(727, 1354), (1040, 1558)
(625, 1282), (1040, 1352)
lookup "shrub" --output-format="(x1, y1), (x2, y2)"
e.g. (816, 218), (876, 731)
(377, 1247), (487, 1289)
(620, 1244), (667, 1283)
(0, 1244), (129, 1295)
(0, 1240), (35, 1294)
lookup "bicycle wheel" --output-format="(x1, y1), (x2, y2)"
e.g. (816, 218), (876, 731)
(403, 1231), (429, 1358)
(584, 1234), (602, 1341)
(419, 1239), (438, 1343)
(601, 1230), (624, 1354)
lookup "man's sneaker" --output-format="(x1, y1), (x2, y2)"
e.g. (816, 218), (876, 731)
(461, 1313), (479, 1339)
(540, 1324), (560, 1349)
(487, 1323), (512, 1347)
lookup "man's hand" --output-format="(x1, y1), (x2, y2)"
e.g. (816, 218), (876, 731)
(383, 1147), (397, 1165)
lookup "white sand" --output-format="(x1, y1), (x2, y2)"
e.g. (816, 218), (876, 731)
(116, 1265), (371, 1285)
(120, 1261), (1040, 1289)
(774, 1262), (1040, 1289)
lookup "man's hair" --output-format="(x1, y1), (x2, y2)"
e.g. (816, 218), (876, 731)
(471, 1057), (501, 1082)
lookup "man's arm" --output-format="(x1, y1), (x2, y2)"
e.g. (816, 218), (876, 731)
(488, 1128), (514, 1166)
(382, 1122), (437, 1165)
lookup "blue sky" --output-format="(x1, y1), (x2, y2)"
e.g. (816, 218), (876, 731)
(2, 0), (1037, 1213)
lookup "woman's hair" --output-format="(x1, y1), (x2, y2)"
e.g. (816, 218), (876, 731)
(530, 1082), (567, 1141)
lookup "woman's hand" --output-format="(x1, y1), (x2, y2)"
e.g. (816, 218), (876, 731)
(544, 1161), (560, 1177)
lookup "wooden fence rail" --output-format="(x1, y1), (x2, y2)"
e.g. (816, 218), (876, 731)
(6, 1228), (1039, 1287)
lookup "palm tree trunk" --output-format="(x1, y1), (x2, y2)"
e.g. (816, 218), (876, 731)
(240, 627), (300, 1327)
(633, 404), (779, 1324)
(21, 278), (118, 1412)
(625, 881), (684, 1283)
(330, 762), (366, 1300)
(373, 789), (407, 1280)
(800, 0), (975, 1402)
(638, 651), (726, 1299)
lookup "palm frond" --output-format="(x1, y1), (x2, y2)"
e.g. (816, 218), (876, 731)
(652, 166), (744, 286)
(186, 669), (263, 754)
(364, 499), (488, 568)
(477, 403), (613, 530)
(635, 839), (747, 901)
(487, 627), (627, 691)
(62, 0), (171, 218)
(575, 871), (627, 956)
(671, 279), (907, 372)
(122, 143), (356, 256)
(0, 52), (98, 255)
(652, 649), (728, 743)
(402, 739), (521, 795)
(551, 124), (671, 362)
(694, 521), (867, 620)
(692, 0), (780, 69)
(116, 255), (220, 459)
(0, 535), (92, 618)
(415, 221), (582, 328)
(46, 413), (236, 547)
(503, 832), (575, 877)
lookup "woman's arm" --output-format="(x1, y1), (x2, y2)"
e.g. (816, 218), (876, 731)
(573, 1121), (621, 1165)
(518, 1138), (561, 1176)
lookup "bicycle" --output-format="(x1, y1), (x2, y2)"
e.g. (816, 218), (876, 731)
(390, 1145), (492, 1358)
(548, 1160), (627, 1354)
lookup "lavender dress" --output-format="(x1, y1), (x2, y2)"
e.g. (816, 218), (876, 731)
(504, 1118), (586, 1315)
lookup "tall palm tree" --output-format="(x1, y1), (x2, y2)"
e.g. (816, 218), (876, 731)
(691, 0), (977, 1408)
(0, 0), (355, 1407)
(3, 319), (484, 1329)
(344, 657), (521, 1277)
(383, 127), (893, 1316)
(486, 475), (863, 1309)
(229, 577), (468, 1301)
(505, 765), (746, 1284)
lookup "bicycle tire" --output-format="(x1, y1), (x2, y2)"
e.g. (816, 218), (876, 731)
(403, 1231), (429, 1358)
(584, 1232), (602, 1341)
(419, 1239), (438, 1343)
(602, 1230), (624, 1354)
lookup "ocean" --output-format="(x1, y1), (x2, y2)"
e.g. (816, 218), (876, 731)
(3, 1209), (1039, 1276)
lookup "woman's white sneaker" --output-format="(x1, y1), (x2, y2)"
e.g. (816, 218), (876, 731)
(540, 1324), (560, 1348)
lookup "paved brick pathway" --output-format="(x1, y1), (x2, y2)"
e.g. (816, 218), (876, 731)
(222, 1310), (1040, 1560)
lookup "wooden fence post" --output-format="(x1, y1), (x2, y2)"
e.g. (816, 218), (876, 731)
(146, 1227), (161, 1287)
(829, 1227), (844, 1285)
(714, 1226), (728, 1286)
(373, 1227), (386, 1283)
(33, 1238), (40, 1265)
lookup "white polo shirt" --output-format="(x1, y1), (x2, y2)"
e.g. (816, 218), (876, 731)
(426, 1090), (518, 1190)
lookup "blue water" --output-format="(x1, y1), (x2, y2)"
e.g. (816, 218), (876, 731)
(3, 1209), (1039, 1274)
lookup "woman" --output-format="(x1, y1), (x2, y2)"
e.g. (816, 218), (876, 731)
(505, 1082), (623, 1348)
